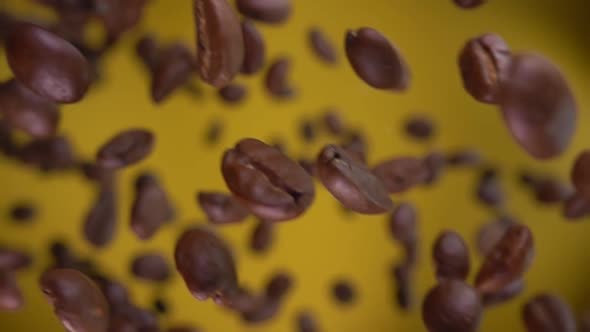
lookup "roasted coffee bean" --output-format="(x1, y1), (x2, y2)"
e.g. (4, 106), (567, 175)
(405, 115), (435, 141)
(0, 247), (32, 271)
(298, 158), (316, 177)
(447, 148), (482, 167)
(93, 276), (130, 311)
(393, 262), (413, 310)
(572, 150), (590, 198)
(40, 268), (109, 332)
(482, 278), (524, 307)
(345, 27), (410, 91)
(300, 119), (316, 143)
(218, 83), (247, 104)
(109, 303), (159, 332)
(453, 0), (486, 8)
(265, 57), (295, 98)
(0, 120), (17, 156)
(372, 157), (430, 194)
(136, 34), (160, 71)
(499, 53), (577, 159)
(476, 168), (504, 207)
(9, 202), (36, 223)
(236, 0), (291, 24)
(250, 219), (274, 253)
(168, 326), (202, 332)
(131, 172), (174, 240)
(475, 224), (534, 296)
(423, 151), (446, 185)
(96, 129), (155, 169)
(151, 43), (196, 103)
(49, 240), (79, 269)
(331, 280), (355, 304)
(308, 27), (337, 64)
(83, 187), (117, 248)
(519, 170), (541, 188)
(433, 231), (470, 281)
(458, 33), (510, 104)
(534, 177), (571, 204)
(221, 138), (315, 221)
(523, 294), (576, 332)
(241, 20), (266, 75)
(19, 136), (76, 171)
(476, 217), (513, 256)
(322, 109), (344, 136)
(197, 191), (249, 224)
(0, 271), (23, 311)
(296, 310), (318, 332)
(153, 297), (168, 314)
(389, 202), (418, 247)
(317, 145), (392, 214)
(563, 192), (590, 220)
(131, 253), (170, 282)
(6, 23), (90, 103)
(422, 279), (482, 332)
(174, 228), (238, 302)
(205, 119), (223, 145)
(241, 297), (280, 323)
(340, 131), (367, 163)
(265, 272), (292, 301)
(194, 0), (244, 87)
(79, 161), (115, 185)
(97, 0), (149, 44)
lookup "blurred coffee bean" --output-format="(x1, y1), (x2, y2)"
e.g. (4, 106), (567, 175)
(422, 279), (482, 332)
(83, 187), (117, 248)
(241, 297), (280, 323)
(205, 119), (223, 145)
(300, 119), (316, 143)
(49, 240), (79, 269)
(265, 57), (295, 98)
(197, 191), (249, 224)
(109, 302), (159, 332)
(372, 157), (430, 194)
(270, 137), (287, 154)
(458, 33), (510, 103)
(236, 0), (291, 24)
(447, 148), (482, 167)
(136, 34), (160, 71)
(94, 0), (149, 44)
(79, 161), (115, 185)
(296, 310), (319, 332)
(131, 172), (174, 240)
(151, 43), (196, 103)
(432, 230), (470, 281)
(308, 27), (337, 64)
(476, 217), (513, 257)
(298, 158), (316, 177)
(563, 192), (590, 220)
(19, 136), (76, 171)
(523, 294), (576, 332)
(519, 169), (541, 188)
(392, 262), (413, 310)
(423, 151), (446, 185)
(317, 145), (392, 214)
(482, 278), (524, 307)
(345, 27), (410, 91)
(0, 271), (23, 311)
(0, 120), (17, 156)
(131, 253), (170, 282)
(153, 297), (168, 315)
(194, 0), (244, 87)
(572, 150), (590, 198)
(265, 272), (292, 301)
(241, 20), (266, 75)
(218, 84), (248, 104)
(93, 276), (130, 311)
(168, 326), (202, 332)
(476, 168), (504, 207)
(340, 131), (367, 163)
(250, 220), (274, 253)
(331, 280), (355, 304)
(221, 138), (315, 221)
(322, 109), (344, 136)
(534, 177), (571, 204)
(96, 129), (155, 169)
(405, 115), (435, 141)
(389, 202), (418, 248)
(0, 247), (32, 271)
(499, 53), (577, 159)
(453, 0), (486, 8)
(9, 202), (36, 223)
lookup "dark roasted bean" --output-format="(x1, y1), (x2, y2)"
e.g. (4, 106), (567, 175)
(0, 247), (33, 271)
(19, 136), (76, 171)
(222, 138), (315, 221)
(322, 109), (344, 136)
(93, 276), (130, 311)
(405, 115), (435, 141)
(499, 53), (577, 159)
(197, 191), (249, 224)
(534, 177), (571, 204)
(482, 278), (524, 307)
(250, 219), (274, 253)
(9, 202), (36, 223)
(523, 294), (576, 332)
(96, 129), (155, 169)
(447, 148), (482, 167)
(131, 253), (170, 282)
(49, 240), (79, 270)
(153, 297), (168, 314)
(241, 20), (266, 75)
(136, 35), (160, 71)
(265, 272), (292, 301)
(433, 231), (470, 281)
(476, 168), (504, 207)
(572, 150), (590, 198)
(331, 280), (355, 304)
(0, 271), (23, 311)
(218, 83), (248, 104)
(345, 27), (410, 91)
(423, 151), (446, 185)
(296, 310), (319, 332)
(563, 192), (590, 220)
(300, 119), (316, 143)
(422, 279), (482, 332)
(83, 187), (117, 248)
(340, 131), (367, 163)
(453, 0), (486, 9)
(151, 44), (196, 103)
(372, 157), (430, 194)
(236, 0), (291, 24)
(40, 268), (109, 332)
(389, 202), (418, 247)
(475, 217), (513, 256)
(458, 33), (510, 103)
(95, 0), (149, 44)
(241, 297), (280, 323)
(317, 145), (392, 214)
(308, 27), (337, 64)
(393, 262), (413, 310)
(194, 0), (244, 87)
(265, 57), (295, 98)
(79, 161), (115, 185)
(131, 172), (174, 240)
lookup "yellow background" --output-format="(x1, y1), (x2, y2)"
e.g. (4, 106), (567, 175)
(1, 0), (590, 331)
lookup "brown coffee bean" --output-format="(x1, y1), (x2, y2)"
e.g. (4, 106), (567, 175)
(331, 280), (356, 304)
(49, 240), (80, 270)
(241, 297), (281, 323)
(6, 23), (90, 103)
(221, 138), (315, 221)
(218, 83), (248, 104)
(131, 172), (175, 240)
(572, 150), (590, 198)
(345, 27), (410, 91)
(296, 310), (319, 332)
(475, 224), (534, 296)
(236, 0), (291, 24)
(519, 169), (541, 188)
(79, 161), (115, 185)
(433, 231), (470, 281)
(96, 129), (155, 169)
(151, 43), (196, 103)
(476, 168), (504, 207)
(168, 325), (202, 332)
(372, 157), (430, 194)
(423, 151), (446, 185)
(458, 33), (510, 104)
(392, 262), (413, 310)
(18, 136), (76, 171)
(241, 20), (266, 75)
(250, 219), (274, 253)
(317, 145), (392, 214)
(453, 0), (486, 9)
(265, 272), (292, 301)
(93, 276), (130, 311)
(0, 271), (23, 311)
(563, 192), (590, 220)
(136, 34), (160, 71)
(499, 53), (577, 159)
(83, 187), (117, 248)
(40, 268), (109, 332)
(322, 109), (344, 135)
(447, 148), (482, 167)
(422, 280), (482, 332)
(174, 227), (238, 302)
(523, 294), (576, 332)
(534, 177), (571, 204)
(130, 253), (170, 282)
(340, 131), (367, 163)
(194, 0), (244, 87)
(9, 202), (37, 223)
(308, 27), (337, 64)
(265, 57), (295, 98)
(300, 119), (316, 143)
(109, 302), (159, 332)
(0, 247), (32, 271)
(482, 278), (524, 307)
(298, 158), (316, 177)
(475, 217), (513, 257)
(197, 191), (249, 224)
(405, 115), (435, 141)
(389, 202), (418, 247)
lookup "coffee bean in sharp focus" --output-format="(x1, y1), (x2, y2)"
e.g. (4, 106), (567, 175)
(317, 145), (393, 214)
(0, 271), (24, 311)
(563, 192), (590, 220)
(331, 280), (356, 305)
(0, 247), (32, 271)
(393, 262), (413, 310)
(422, 280), (482, 332)
(40, 268), (109, 332)
(345, 27), (410, 91)
(131, 253), (170, 282)
(218, 83), (248, 104)
(265, 272), (293, 301)
(221, 138), (315, 221)
(265, 57), (295, 98)
(9, 202), (37, 223)
(372, 157), (430, 194)
(572, 150), (590, 198)
(523, 294), (576, 332)
(499, 53), (577, 160)
(476, 168), (505, 207)
(432, 231), (470, 281)
(236, 0), (291, 24)
(197, 191), (249, 224)
(296, 310), (319, 332)
(194, 0), (244, 87)
(250, 219), (274, 253)
(241, 20), (266, 75)
(83, 187), (117, 248)
(131, 172), (175, 240)
(151, 43), (196, 103)
(18, 136), (76, 171)
(458, 33), (510, 104)
(404, 115), (435, 141)
(308, 27), (338, 64)
(453, 0), (486, 9)
(482, 278), (524, 307)
(96, 129), (155, 169)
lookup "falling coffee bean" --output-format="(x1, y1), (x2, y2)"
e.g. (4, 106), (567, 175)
(392, 262), (413, 310)
(218, 83), (248, 104)
(308, 27), (337, 64)
(422, 279), (482, 332)
(18, 136), (76, 171)
(299, 119), (316, 143)
(265, 272), (293, 301)
(453, 0), (486, 9)
(523, 294), (576, 332)
(136, 34), (160, 71)
(404, 115), (435, 141)
(265, 57), (295, 98)
(389, 202), (418, 247)
(9, 202), (36, 223)
(563, 192), (590, 220)
(83, 187), (117, 248)
(322, 109), (344, 136)
(0, 272), (23, 311)
(250, 219), (274, 253)
(482, 278), (524, 307)
(372, 157), (430, 194)
(151, 43), (196, 103)
(423, 151), (447, 185)
(131, 253), (171, 282)
(340, 131), (368, 163)
(152, 297), (168, 315)
(96, 129), (155, 169)
(572, 150), (590, 198)
(131, 172), (175, 240)
(331, 280), (356, 305)
(476, 168), (504, 207)
(0, 247), (32, 271)
(205, 119), (223, 145)
(197, 191), (249, 224)
(241, 20), (266, 75)
(296, 310), (319, 332)
(236, 0), (291, 24)
(447, 148), (482, 167)
(534, 177), (571, 204)
(475, 217), (513, 256)
(433, 231), (470, 281)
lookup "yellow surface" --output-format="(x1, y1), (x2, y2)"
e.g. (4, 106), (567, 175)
(1, 0), (590, 331)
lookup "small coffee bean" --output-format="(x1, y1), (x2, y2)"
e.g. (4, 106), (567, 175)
(0, 271), (23, 311)
(265, 57), (295, 98)
(389, 202), (418, 248)
(296, 310), (319, 332)
(422, 280), (482, 332)
(218, 83), (247, 104)
(265, 272), (292, 301)
(372, 157), (430, 194)
(300, 119), (316, 143)
(250, 219), (274, 253)
(93, 276), (130, 311)
(9, 202), (37, 223)
(519, 170), (541, 188)
(340, 131), (367, 163)
(331, 280), (356, 304)
(83, 187), (117, 248)
(534, 177), (571, 204)
(482, 278), (524, 307)
(241, 297), (280, 323)
(345, 27), (410, 91)
(453, 0), (486, 9)
(18, 136), (76, 171)
(151, 43), (196, 103)
(308, 27), (337, 64)
(197, 191), (249, 224)
(241, 20), (266, 75)
(236, 0), (291, 24)
(405, 115), (435, 141)
(322, 108), (344, 135)
(476, 168), (504, 207)
(205, 119), (223, 145)
(0, 247), (32, 271)
(475, 217), (513, 257)
(433, 230), (470, 281)
(423, 151), (446, 185)
(523, 294), (576, 332)
(136, 34), (160, 71)
(392, 262), (413, 310)
(572, 150), (590, 198)
(317, 145), (392, 214)
(447, 148), (482, 167)
(131, 172), (175, 240)
(563, 192), (590, 220)
(96, 129), (155, 169)
(131, 253), (170, 282)
(95, 0), (149, 44)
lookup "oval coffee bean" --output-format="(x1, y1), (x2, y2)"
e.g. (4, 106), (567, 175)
(499, 53), (577, 159)
(322, 108), (344, 135)
(393, 262), (413, 310)
(250, 219), (274, 253)
(96, 129), (155, 169)
(221, 138), (314, 221)
(447, 148), (482, 167)
(422, 279), (482, 332)
(6, 23), (90, 103)
(218, 83), (247, 104)
(372, 157), (430, 194)
(0, 272), (24, 311)
(151, 44), (196, 103)
(241, 20), (266, 75)
(194, 0), (244, 87)
(475, 217), (513, 256)
(482, 278), (524, 307)
(345, 27), (410, 91)
(236, 0), (291, 24)
(296, 310), (319, 332)
(197, 191), (249, 224)
(534, 177), (571, 204)
(18, 136), (76, 171)
(476, 168), (504, 207)
(131, 172), (175, 240)
(83, 187), (117, 248)
(405, 115), (435, 141)
(572, 150), (590, 198)
(475, 223), (534, 296)
(389, 202), (418, 247)
(317, 145), (392, 214)
(9, 201), (37, 224)
(563, 192), (590, 220)
(265, 57), (295, 98)
(523, 294), (576, 332)
(130, 253), (171, 282)
(331, 280), (356, 304)
(459, 33), (510, 104)
(423, 151), (446, 185)
(308, 27), (337, 64)
(432, 230), (470, 281)
(40, 268), (109, 332)
(0, 247), (32, 271)
(265, 272), (292, 301)
(453, 0), (486, 8)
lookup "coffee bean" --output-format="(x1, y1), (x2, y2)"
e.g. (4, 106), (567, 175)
(0, 271), (23, 311)
(197, 191), (249, 224)
(131, 253), (170, 282)
(204, 119), (223, 145)
(83, 187), (117, 248)
(151, 43), (196, 103)
(331, 280), (355, 304)
(298, 158), (316, 177)
(523, 294), (576, 332)
(109, 303), (159, 332)
(241, 297), (280, 323)
(453, 0), (486, 9)
(458, 33), (510, 103)
(9, 202), (37, 223)
(447, 148), (482, 167)
(423, 151), (446, 185)
(136, 34), (160, 71)
(340, 131), (367, 163)
(265, 57), (295, 98)
(296, 310), (318, 332)
(322, 109), (344, 136)
(308, 27), (337, 64)
(79, 161), (115, 185)
(236, 0), (291, 24)
(433, 231), (470, 281)
(372, 157), (430, 194)
(392, 262), (413, 310)
(218, 83), (248, 104)
(49, 240), (79, 269)
(422, 280), (482, 332)
(572, 150), (590, 198)
(404, 115), (435, 141)
(534, 177), (571, 204)
(96, 0), (149, 44)
(389, 202), (418, 248)
(96, 129), (155, 169)
(475, 217), (513, 257)
(270, 137), (287, 154)
(300, 119), (316, 143)
(40, 268), (109, 332)
(499, 53), (577, 159)
(174, 227), (238, 302)
(476, 168), (504, 207)
(194, 0), (244, 87)
(131, 172), (175, 240)
(168, 326), (202, 332)
(482, 278), (524, 307)
(0, 247), (32, 271)
(221, 138), (315, 221)
(475, 224), (534, 296)
(563, 192), (590, 220)
(317, 145), (392, 214)
(241, 20), (266, 75)
(250, 219), (274, 253)
(265, 272), (292, 301)
(345, 27), (410, 91)
(19, 136), (76, 171)
(93, 276), (130, 311)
